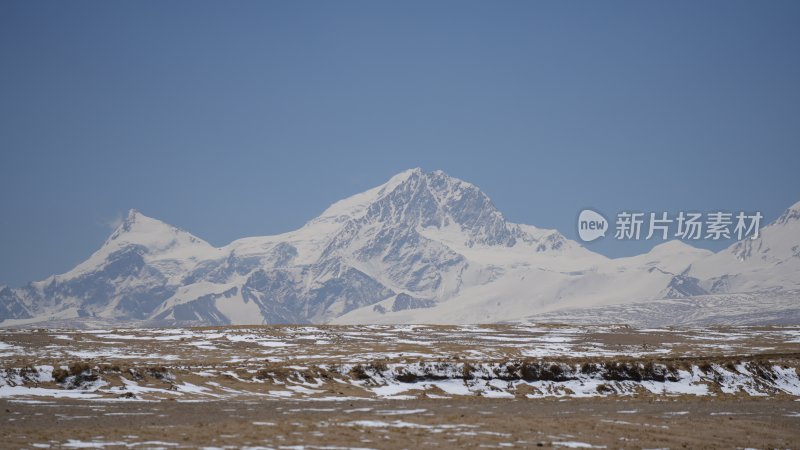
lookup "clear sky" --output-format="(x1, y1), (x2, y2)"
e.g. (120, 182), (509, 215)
(1, 1), (799, 287)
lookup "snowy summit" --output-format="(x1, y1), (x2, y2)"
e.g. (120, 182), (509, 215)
(1, 169), (799, 327)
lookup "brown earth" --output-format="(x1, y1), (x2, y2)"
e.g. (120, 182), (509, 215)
(1, 325), (799, 448)
(1, 396), (799, 449)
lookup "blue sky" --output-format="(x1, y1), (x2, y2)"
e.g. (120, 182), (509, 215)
(1, 1), (799, 286)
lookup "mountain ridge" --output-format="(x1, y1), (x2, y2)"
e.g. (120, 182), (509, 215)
(2, 169), (798, 327)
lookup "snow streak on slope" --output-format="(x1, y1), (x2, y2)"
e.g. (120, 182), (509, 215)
(1, 169), (799, 327)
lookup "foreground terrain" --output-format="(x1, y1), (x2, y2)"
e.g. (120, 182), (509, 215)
(1, 324), (800, 448)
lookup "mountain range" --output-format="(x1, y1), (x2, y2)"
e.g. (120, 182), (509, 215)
(1, 168), (799, 327)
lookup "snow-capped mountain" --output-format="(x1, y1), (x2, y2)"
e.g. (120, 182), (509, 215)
(684, 200), (800, 294)
(1, 169), (798, 326)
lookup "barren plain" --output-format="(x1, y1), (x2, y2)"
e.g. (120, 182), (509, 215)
(1, 324), (799, 448)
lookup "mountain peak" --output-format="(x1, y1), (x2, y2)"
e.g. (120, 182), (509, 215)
(383, 167), (425, 191)
(314, 169), (424, 222)
(775, 200), (800, 225)
(309, 169), (517, 247)
(119, 208), (143, 232)
(112, 209), (167, 238)
(648, 239), (710, 256)
(105, 210), (211, 255)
